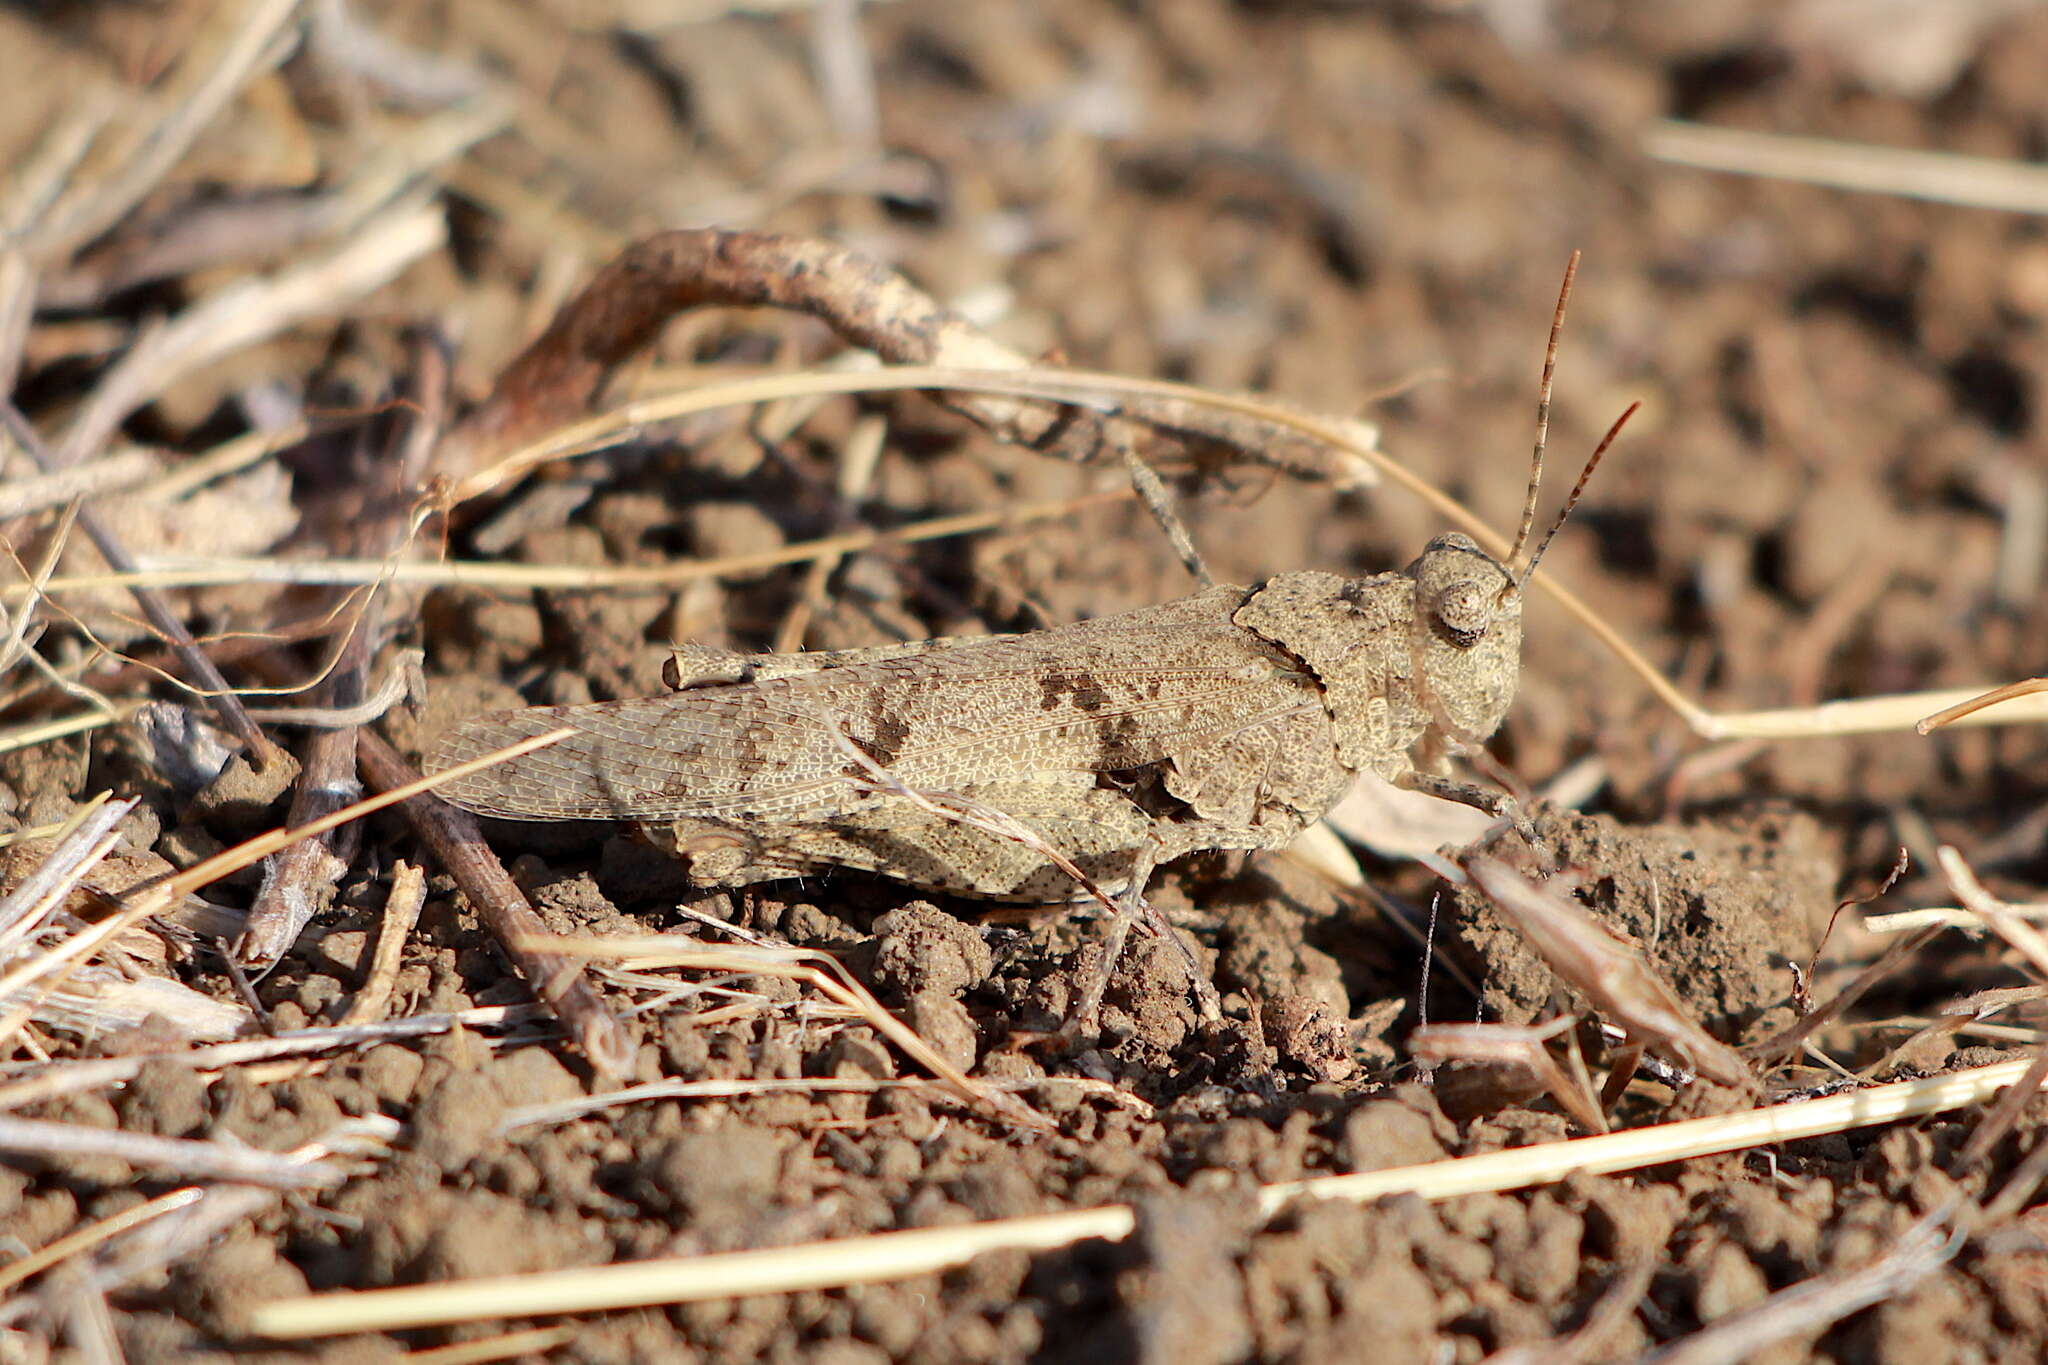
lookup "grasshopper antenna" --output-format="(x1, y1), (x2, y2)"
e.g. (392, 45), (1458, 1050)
(1506, 251), (1580, 579)
(1517, 400), (1637, 590)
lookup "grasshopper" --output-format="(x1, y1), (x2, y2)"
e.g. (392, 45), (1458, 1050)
(423, 266), (1622, 1014)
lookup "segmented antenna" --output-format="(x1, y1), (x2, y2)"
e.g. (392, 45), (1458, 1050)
(1506, 251), (1579, 579)
(1517, 401), (1638, 589)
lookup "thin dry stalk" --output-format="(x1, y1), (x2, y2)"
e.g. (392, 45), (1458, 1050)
(1716, 686), (2048, 737)
(0, 1114), (354, 1189)
(0, 1005), (540, 1111)
(1939, 846), (2048, 980)
(0, 450), (161, 521)
(2, 400), (280, 764)
(19, 486), (1135, 599)
(1866, 903), (2048, 934)
(0, 1187), (203, 1296)
(1465, 858), (1748, 1087)
(246, 1059), (2036, 1338)
(496, 1076), (906, 1134)
(23, 0), (305, 262)
(1918, 678), (2048, 733)
(1646, 119), (2048, 215)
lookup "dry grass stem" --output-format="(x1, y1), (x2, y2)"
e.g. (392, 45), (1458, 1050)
(1938, 846), (2048, 980)
(0, 1005), (543, 1111)
(0, 1113), (375, 1189)
(1646, 119), (2048, 215)
(14, 487), (1136, 599)
(0, 449), (161, 520)
(0, 1187), (205, 1296)
(23, 0), (304, 262)
(1866, 903), (2048, 934)
(246, 1058), (2035, 1337)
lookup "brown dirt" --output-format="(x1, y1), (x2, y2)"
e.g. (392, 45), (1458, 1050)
(7, 2), (2048, 1362)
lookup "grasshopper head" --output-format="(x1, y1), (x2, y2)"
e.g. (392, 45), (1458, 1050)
(1405, 532), (1522, 742)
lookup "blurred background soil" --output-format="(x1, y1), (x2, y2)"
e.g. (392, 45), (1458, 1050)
(5, 1), (2048, 1361)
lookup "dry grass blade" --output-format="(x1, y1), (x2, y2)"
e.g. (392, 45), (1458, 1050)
(1868, 900), (2048, 934)
(489, 1072), (1153, 1138)
(1465, 858), (1748, 1086)
(245, 1058), (2035, 1337)
(15, 487), (1136, 599)
(50, 198), (444, 469)
(24, 0), (305, 262)
(0, 1114), (369, 1189)
(1646, 119), (2048, 215)
(0, 1187), (204, 1296)
(1706, 686), (2048, 737)
(0, 796), (131, 944)
(0, 1005), (539, 1111)
(1938, 846), (2048, 980)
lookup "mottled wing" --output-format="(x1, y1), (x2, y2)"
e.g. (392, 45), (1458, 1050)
(425, 590), (1321, 823)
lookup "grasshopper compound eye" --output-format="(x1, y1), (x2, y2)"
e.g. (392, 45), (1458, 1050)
(1428, 579), (1497, 648)
(1406, 531), (1515, 650)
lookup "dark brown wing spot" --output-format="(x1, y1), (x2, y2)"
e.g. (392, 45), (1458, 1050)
(1039, 672), (1111, 713)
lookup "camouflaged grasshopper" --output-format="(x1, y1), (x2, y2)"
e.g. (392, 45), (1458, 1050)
(423, 267), (1622, 960)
